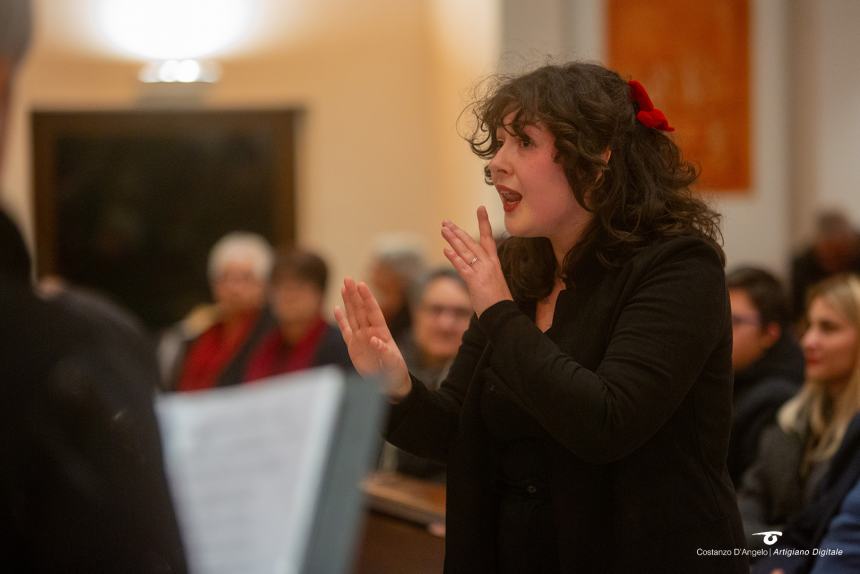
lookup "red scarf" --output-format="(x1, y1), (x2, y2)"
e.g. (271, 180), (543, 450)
(243, 317), (328, 383)
(176, 311), (258, 392)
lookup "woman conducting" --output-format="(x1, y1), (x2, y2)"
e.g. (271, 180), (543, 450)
(336, 62), (747, 573)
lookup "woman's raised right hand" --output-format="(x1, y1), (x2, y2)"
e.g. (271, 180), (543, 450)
(334, 278), (411, 401)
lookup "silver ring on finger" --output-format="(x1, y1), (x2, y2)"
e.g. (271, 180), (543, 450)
(468, 256), (479, 266)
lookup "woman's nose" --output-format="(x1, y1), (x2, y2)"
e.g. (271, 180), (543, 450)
(801, 328), (817, 350)
(488, 147), (510, 179)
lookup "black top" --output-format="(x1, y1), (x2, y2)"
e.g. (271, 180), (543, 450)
(386, 236), (747, 573)
(728, 330), (805, 485)
(389, 334), (451, 481)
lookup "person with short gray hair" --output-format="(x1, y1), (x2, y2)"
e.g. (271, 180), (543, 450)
(207, 231), (274, 285)
(162, 231), (276, 391)
(367, 244), (425, 343)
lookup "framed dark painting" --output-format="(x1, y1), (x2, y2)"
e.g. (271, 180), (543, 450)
(32, 109), (297, 332)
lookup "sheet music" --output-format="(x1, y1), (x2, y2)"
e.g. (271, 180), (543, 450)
(156, 367), (344, 574)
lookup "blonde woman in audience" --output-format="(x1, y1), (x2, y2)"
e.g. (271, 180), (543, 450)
(738, 274), (860, 550)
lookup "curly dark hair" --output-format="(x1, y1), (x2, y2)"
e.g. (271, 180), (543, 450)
(466, 62), (725, 301)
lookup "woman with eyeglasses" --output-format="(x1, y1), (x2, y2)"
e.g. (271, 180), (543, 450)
(726, 267), (805, 486)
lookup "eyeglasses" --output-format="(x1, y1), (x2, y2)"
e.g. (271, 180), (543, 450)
(419, 303), (472, 321)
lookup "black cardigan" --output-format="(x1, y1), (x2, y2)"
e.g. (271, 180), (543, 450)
(387, 236), (748, 573)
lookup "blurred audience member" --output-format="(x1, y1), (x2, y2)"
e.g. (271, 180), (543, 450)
(727, 267), (804, 485)
(380, 268), (472, 481)
(738, 274), (860, 552)
(160, 232), (275, 392)
(751, 413), (860, 574)
(1, 2), (186, 569)
(402, 268), (473, 388)
(792, 212), (860, 321)
(244, 248), (351, 381)
(367, 242), (425, 343)
(156, 303), (218, 385)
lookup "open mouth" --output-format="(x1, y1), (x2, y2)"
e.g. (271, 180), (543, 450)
(498, 189), (522, 212)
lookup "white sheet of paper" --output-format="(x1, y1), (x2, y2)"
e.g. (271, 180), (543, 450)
(156, 366), (344, 574)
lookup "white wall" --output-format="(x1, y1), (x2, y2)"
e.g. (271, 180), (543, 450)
(427, 0), (502, 252)
(719, 0), (860, 270)
(711, 0), (791, 277)
(797, 0), (860, 235)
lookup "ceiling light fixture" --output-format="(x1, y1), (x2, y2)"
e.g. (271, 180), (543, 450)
(138, 59), (221, 83)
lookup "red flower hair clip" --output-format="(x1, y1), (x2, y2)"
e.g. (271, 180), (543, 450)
(628, 80), (674, 132)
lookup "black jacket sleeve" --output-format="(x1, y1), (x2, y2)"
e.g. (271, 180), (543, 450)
(385, 314), (488, 462)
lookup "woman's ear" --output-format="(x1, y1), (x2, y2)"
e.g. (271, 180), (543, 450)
(591, 149), (612, 189)
(763, 322), (782, 349)
(601, 148), (612, 164)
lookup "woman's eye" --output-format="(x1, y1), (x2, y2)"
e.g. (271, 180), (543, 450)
(518, 137), (533, 148)
(816, 320), (842, 334)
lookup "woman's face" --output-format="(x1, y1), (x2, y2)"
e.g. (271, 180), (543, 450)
(412, 277), (472, 363)
(270, 276), (323, 328)
(801, 296), (859, 389)
(487, 112), (590, 248)
(212, 260), (266, 318)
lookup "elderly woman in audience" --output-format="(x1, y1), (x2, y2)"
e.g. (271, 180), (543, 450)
(380, 268), (473, 481)
(738, 274), (860, 550)
(243, 248), (351, 382)
(727, 267), (805, 485)
(161, 231), (275, 391)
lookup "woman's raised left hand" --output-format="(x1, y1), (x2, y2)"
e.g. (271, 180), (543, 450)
(441, 205), (513, 316)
